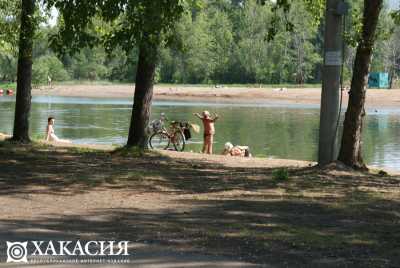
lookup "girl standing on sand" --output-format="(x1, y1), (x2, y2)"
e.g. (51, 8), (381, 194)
(45, 117), (71, 143)
(194, 111), (219, 154)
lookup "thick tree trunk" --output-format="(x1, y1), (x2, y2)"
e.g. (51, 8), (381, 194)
(338, 0), (383, 169)
(12, 0), (36, 143)
(126, 42), (158, 148)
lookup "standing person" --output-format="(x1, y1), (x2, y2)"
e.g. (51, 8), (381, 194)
(45, 117), (70, 143)
(194, 111), (219, 154)
(47, 75), (52, 89)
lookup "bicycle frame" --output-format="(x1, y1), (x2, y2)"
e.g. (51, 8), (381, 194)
(149, 114), (187, 151)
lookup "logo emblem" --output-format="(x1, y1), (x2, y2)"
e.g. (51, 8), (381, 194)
(6, 242), (28, 263)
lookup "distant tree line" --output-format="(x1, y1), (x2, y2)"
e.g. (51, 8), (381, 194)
(1, 0), (399, 86)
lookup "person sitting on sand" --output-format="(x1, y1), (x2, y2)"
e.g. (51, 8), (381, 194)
(222, 142), (252, 157)
(45, 117), (71, 143)
(194, 111), (219, 154)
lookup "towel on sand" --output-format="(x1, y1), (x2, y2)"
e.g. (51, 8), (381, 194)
(189, 123), (200, 134)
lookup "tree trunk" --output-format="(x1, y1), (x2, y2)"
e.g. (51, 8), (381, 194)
(126, 42), (158, 148)
(12, 0), (36, 143)
(338, 0), (383, 169)
(389, 67), (394, 89)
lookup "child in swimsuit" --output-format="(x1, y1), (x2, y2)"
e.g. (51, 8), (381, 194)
(194, 111), (219, 154)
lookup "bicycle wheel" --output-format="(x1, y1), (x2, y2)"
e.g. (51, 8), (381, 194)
(172, 130), (186, 151)
(149, 132), (170, 150)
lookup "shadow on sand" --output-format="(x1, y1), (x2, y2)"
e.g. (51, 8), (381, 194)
(0, 142), (399, 267)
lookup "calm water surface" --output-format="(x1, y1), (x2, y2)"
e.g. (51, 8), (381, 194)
(1, 95), (399, 171)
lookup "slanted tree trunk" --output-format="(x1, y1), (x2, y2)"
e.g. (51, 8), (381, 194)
(338, 0), (383, 169)
(126, 41), (159, 148)
(12, 0), (36, 143)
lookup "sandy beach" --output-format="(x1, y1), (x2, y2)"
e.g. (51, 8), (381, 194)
(31, 84), (400, 108)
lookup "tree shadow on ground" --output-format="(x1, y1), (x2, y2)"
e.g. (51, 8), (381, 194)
(0, 192), (399, 267)
(0, 142), (398, 197)
(0, 143), (400, 267)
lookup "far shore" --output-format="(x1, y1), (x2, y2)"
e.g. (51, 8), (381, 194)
(30, 84), (400, 108)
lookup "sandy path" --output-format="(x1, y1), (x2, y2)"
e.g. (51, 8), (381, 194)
(32, 84), (400, 108)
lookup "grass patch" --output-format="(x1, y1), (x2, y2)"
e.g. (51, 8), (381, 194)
(0, 138), (47, 149)
(112, 146), (163, 158)
(31, 133), (45, 141)
(0, 82), (16, 90)
(272, 168), (289, 181)
(66, 146), (103, 155)
(112, 146), (144, 157)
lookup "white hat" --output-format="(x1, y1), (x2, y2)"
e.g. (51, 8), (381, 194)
(202, 110), (210, 117)
(224, 142), (234, 151)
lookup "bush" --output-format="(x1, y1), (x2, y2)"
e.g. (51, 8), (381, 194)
(0, 52), (17, 81)
(32, 55), (70, 85)
(32, 59), (49, 85)
(47, 56), (70, 81)
(272, 168), (289, 181)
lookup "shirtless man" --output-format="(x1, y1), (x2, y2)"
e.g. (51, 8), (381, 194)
(194, 111), (219, 154)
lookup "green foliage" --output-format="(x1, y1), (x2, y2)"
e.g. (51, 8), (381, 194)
(272, 168), (289, 181)
(157, 0), (322, 84)
(32, 54), (70, 84)
(32, 60), (48, 85)
(45, 0), (190, 56)
(45, 55), (70, 81)
(106, 48), (138, 82)
(68, 48), (108, 80)
(0, 81), (16, 89)
(0, 50), (17, 81)
(303, 0), (325, 24)
(1, 0), (399, 85)
(0, 0), (20, 50)
(258, 0), (324, 41)
(391, 9), (400, 25)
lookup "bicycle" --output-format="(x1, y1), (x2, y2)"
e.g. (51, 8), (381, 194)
(148, 114), (188, 152)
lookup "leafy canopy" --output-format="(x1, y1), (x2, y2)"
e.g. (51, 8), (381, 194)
(258, 0), (325, 40)
(0, 0), (20, 51)
(45, 0), (197, 54)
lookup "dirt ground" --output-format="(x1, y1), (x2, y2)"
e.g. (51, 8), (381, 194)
(0, 140), (399, 267)
(32, 84), (400, 108)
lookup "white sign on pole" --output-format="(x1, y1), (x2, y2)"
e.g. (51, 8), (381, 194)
(325, 51), (342, 66)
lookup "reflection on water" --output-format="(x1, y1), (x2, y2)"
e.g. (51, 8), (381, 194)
(1, 95), (399, 171)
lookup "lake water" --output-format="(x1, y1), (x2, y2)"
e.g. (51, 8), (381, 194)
(1, 95), (400, 171)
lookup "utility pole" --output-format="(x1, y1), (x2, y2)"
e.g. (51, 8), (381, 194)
(318, 0), (347, 165)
